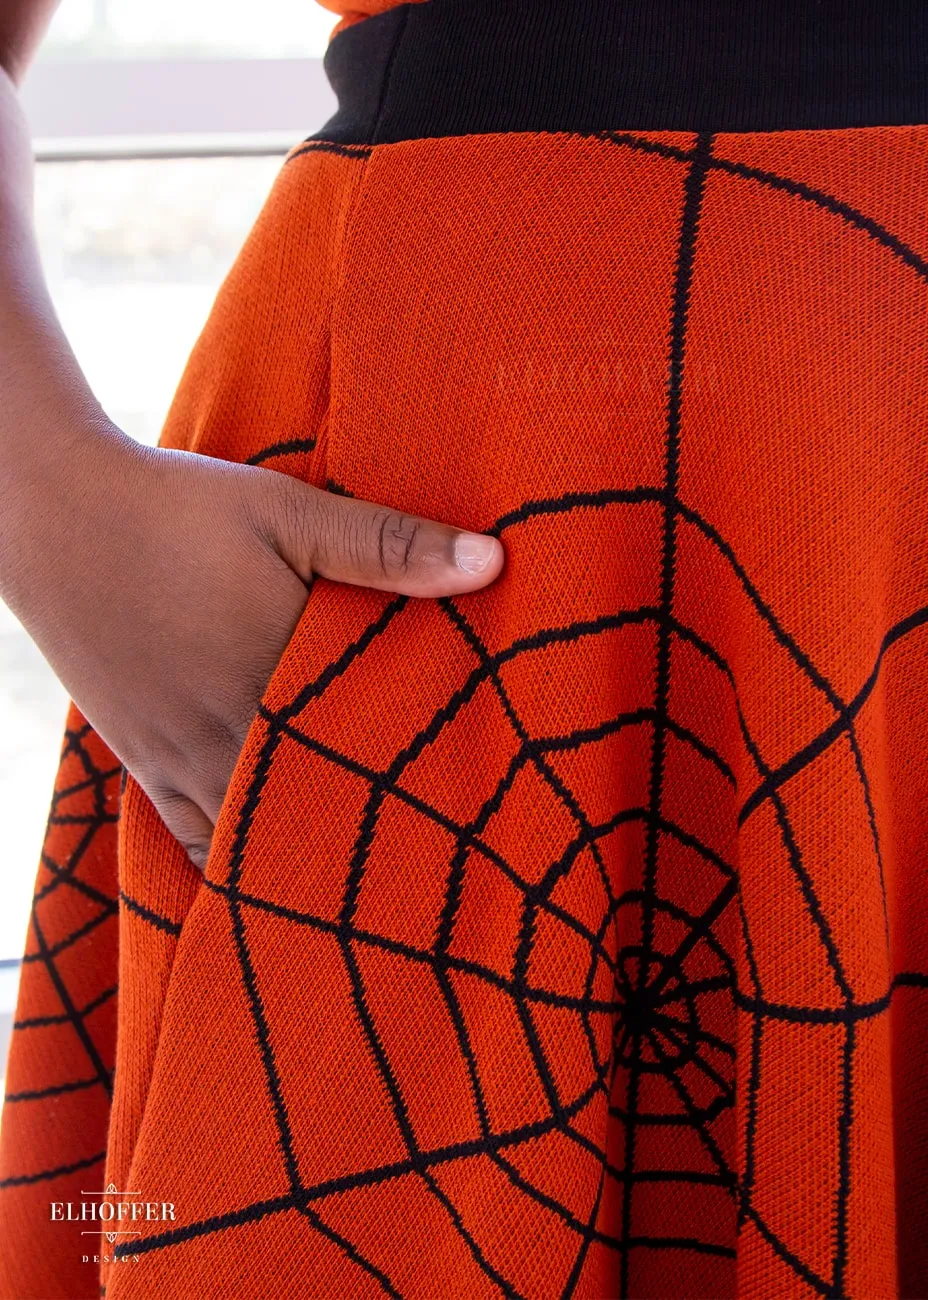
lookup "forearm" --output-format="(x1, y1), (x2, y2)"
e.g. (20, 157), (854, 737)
(0, 68), (137, 619)
(0, 96), (108, 452)
(0, 0), (124, 482)
(0, 0), (59, 85)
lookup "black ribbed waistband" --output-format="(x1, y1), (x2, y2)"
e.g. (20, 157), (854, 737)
(310, 0), (928, 143)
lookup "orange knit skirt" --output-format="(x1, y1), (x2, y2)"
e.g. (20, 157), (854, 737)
(3, 4), (928, 1297)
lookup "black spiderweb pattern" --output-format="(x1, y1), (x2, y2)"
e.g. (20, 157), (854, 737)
(105, 131), (928, 1296)
(1, 722), (120, 1184)
(3, 128), (925, 1299)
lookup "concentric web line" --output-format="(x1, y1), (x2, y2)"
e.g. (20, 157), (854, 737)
(116, 129), (928, 1294)
(5, 130), (928, 1300)
(106, 502), (927, 1292)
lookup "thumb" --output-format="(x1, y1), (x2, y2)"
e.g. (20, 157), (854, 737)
(149, 786), (217, 873)
(268, 478), (505, 598)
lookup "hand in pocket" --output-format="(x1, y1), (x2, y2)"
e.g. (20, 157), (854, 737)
(2, 431), (504, 870)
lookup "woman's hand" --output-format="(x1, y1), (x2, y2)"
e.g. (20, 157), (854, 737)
(0, 60), (503, 870)
(1, 426), (504, 870)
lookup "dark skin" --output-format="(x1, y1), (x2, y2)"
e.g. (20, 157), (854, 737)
(0, 5), (504, 869)
(0, 0), (58, 82)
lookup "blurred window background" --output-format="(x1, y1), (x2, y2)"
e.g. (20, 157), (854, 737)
(1, 0), (336, 1088)
(40, 0), (335, 58)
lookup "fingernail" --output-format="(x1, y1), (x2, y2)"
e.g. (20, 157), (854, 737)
(454, 532), (500, 575)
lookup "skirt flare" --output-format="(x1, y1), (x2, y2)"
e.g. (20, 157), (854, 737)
(2, 10), (928, 1293)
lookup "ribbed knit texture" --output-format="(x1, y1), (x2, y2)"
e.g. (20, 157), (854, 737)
(316, 0), (928, 137)
(2, 121), (928, 1298)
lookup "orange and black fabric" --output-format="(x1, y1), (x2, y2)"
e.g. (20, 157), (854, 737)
(3, 1), (928, 1296)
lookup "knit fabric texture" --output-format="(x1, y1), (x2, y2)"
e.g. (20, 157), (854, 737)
(1, 125), (928, 1298)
